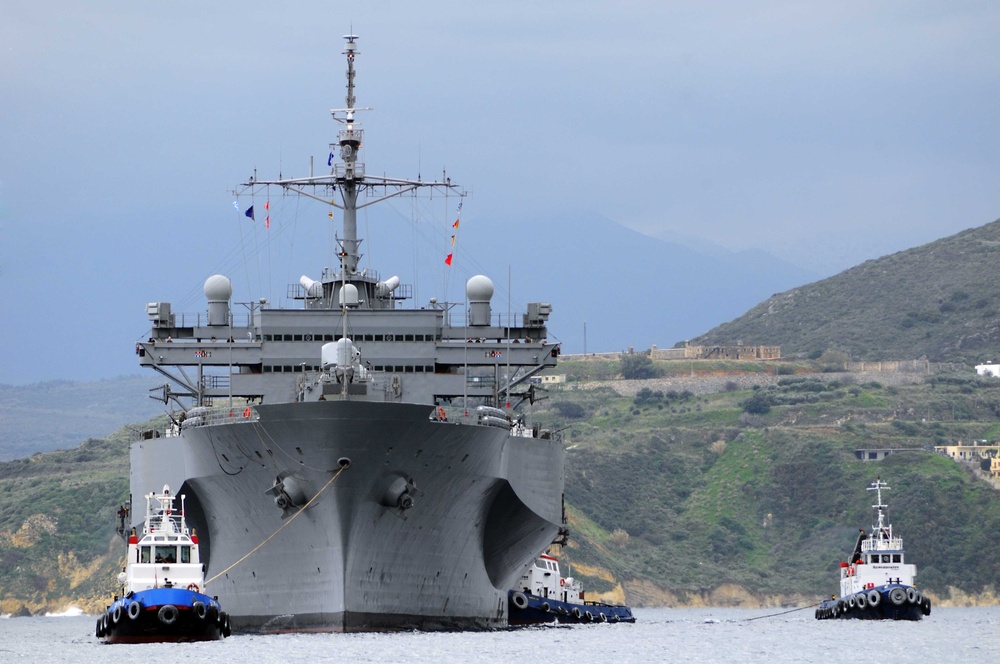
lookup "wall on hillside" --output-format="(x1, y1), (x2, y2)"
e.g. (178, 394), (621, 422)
(572, 370), (926, 398)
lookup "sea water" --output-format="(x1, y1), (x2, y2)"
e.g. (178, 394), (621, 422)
(2, 607), (998, 664)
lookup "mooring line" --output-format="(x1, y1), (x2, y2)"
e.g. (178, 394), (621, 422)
(204, 464), (347, 586)
(742, 602), (821, 621)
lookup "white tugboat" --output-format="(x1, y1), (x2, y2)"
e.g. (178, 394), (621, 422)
(816, 478), (931, 621)
(96, 486), (229, 642)
(508, 553), (635, 625)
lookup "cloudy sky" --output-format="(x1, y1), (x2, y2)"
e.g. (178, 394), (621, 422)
(3, 2), (1000, 384)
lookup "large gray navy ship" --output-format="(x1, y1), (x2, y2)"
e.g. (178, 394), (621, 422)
(131, 35), (564, 632)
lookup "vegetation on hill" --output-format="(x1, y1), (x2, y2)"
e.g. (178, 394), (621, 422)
(0, 428), (137, 615)
(690, 218), (1000, 363)
(531, 365), (1000, 606)
(3, 366), (1000, 614)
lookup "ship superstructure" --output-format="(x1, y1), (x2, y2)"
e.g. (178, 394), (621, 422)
(130, 35), (564, 632)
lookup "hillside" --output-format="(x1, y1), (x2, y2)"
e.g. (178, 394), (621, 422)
(2, 365), (1000, 614)
(534, 362), (1000, 606)
(0, 427), (139, 615)
(691, 218), (1000, 363)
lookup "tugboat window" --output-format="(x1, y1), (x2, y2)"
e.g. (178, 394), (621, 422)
(140, 547), (151, 563)
(155, 546), (177, 563)
(893, 554), (901, 563)
(882, 554), (891, 563)
(181, 546), (191, 564)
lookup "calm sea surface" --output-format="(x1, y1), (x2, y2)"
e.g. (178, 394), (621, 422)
(3, 607), (998, 663)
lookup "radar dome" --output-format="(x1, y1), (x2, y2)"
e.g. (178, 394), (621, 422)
(204, 275), (233, 301)
(467, 275), (494, 326)
(339, 283), (360, 307)
(204, 275), (232, 326)
(466, 275), (494, 303)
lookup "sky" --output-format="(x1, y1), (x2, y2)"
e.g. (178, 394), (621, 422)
(2, 1), (1000, 385)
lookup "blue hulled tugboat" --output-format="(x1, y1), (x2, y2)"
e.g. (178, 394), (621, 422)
(816, 478), (931, 621)
(96, 486), (230, 643)
(508, 553), (635, 625)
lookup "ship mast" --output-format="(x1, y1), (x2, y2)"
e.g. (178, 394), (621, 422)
(335, 34), (363, 275)
(241, 34), (462, 279)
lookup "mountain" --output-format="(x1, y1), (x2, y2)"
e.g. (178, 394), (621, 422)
(455, 212), (820, 354)
(691, 218), (1000, 362)
(538, 364), (1000, 606)
(0, 377), (165, 461)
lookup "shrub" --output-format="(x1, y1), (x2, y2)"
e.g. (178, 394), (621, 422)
(552, 401), (587, 419)
(620, 353), (658, 379)
(742, 392), (772, 414)
(608, 528), (630, 548)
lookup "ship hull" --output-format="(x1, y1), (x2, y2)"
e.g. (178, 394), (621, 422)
(98, 588), (228, 643)
(816, 585), (931, 621)
(507, 590), (635, 625)
(130, 400), (565, 632)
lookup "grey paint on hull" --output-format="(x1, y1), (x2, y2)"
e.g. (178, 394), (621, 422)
(130, 400), (564, 631)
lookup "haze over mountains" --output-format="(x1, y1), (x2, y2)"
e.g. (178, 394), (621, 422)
(0, 210), (819, 386)
(444, 211), (821, 355)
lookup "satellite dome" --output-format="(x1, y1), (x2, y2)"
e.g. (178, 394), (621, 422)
(466, 275), (494, 303)
(339, 283), (360, 307)
(204, 275), (232, 302)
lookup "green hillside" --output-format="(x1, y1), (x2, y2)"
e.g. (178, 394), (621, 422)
(2, 368), (999, 614)
(534, 366), (1000, 606)
(691, 218), (1000, 363)
(0, 428), (139, 615)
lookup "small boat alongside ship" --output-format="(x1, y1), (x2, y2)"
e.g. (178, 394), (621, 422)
(96, 486), (230, 643)
(508, 553), (635, 625)
(816, 478), (931, 621)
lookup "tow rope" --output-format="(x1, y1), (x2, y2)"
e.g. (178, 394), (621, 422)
(742, 602), (821, 621)
(204, 464), (347, 586)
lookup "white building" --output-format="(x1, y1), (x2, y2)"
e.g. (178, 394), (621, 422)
(976, 363), (1000, 377)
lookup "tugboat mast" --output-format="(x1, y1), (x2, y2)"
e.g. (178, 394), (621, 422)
(868, 477), (891, 540)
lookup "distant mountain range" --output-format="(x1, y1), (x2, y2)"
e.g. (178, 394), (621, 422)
(692, 218), (1000, 362)
(0, 377), (163, 461)
(457, 212), (820, 354)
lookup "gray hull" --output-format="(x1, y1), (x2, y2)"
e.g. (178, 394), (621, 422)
(130, 400), (564, 631)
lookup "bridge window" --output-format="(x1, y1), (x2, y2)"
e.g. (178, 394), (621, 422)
(140, 546), (151, 563)
(154, 546), (177, 563)
(893, 554), (901, 563)
(180, 546), (191, 564)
